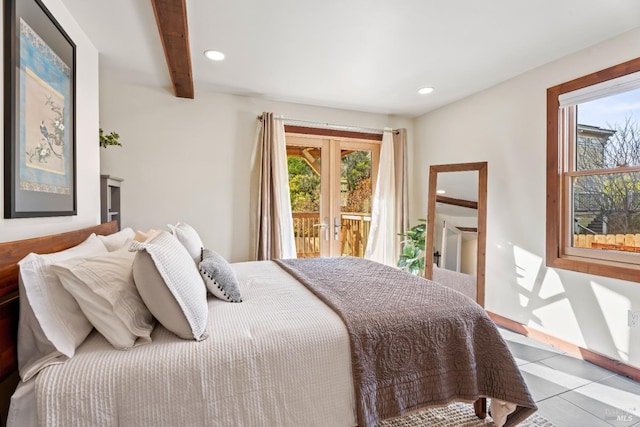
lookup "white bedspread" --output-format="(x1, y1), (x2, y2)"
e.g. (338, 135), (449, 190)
(9, 260), (518, 427)
(29, 261), (357, 427)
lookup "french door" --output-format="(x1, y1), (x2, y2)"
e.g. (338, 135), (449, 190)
(286, 134), (379, 258)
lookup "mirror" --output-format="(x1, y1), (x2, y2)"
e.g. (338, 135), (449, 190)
(425, 162), (487, 307)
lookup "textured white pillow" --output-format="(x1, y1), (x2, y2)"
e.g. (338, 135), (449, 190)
(50, 247), (156, 350)
(17, 234), (109, 381)
(167, 222), (203, 262)
(130, 231), (208, 341)
(97, 227), (135, 251)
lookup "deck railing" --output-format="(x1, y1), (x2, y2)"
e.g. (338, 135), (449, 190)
(292, 212), (321, 258)
(339, 213), (371, 257)
(292, 212), (371, 258)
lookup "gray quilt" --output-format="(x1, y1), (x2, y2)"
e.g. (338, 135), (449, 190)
(275, 257), (537, 427)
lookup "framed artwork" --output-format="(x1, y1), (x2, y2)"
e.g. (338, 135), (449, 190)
(4, 0), (76, 218)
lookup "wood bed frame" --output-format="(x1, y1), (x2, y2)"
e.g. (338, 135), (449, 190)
(0, 221), (487, 425)
(0, 222), (118, 424)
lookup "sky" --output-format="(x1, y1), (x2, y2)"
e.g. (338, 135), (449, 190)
(578, 86), (640, 130)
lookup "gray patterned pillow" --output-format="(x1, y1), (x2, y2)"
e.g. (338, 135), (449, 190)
(199, 249), (242, 303)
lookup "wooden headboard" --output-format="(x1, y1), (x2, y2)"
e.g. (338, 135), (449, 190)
(0, 222), (119, 385)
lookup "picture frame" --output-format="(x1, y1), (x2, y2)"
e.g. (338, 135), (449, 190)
(4, 0), (76, 218)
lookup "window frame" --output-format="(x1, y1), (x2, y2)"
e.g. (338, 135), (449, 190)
(546, 56), (640, 282)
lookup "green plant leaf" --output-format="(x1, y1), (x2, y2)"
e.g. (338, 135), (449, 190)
(99, 128), (122, 148)
(397, 220), (427, 275)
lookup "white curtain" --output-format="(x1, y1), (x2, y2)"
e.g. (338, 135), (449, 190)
(365, 128), (408, 266)
(254, 112), (297, 260)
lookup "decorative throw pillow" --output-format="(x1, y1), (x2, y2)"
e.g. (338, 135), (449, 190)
(51, 247), (156, 350)
(130, 231), (208, 341)
(17, 234), (109, 381)
(199, 249), (243, 303)
(167, 222), (203, 263)
(97, 227), (135, 251)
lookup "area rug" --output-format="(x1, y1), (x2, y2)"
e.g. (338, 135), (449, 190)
(379, 402), (555, 427)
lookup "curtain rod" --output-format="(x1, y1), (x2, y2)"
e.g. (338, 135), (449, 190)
(256, 115), (397, 135)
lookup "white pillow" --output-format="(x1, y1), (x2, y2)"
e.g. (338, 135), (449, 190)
(17, 234), (108, 381)
(97, 227), (135, 251)
(167, 222), (203, 262)
(130, 231), (208, 341)
(50, 247), (156, 350)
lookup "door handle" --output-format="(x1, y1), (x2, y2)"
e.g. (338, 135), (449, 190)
(334, 217), (342, 240)
(313, 217), (330, 240)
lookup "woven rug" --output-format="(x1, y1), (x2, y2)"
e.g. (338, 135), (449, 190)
(379, 402), (555, 427)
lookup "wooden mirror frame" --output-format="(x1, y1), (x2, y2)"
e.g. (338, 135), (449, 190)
(425, 162), (488, 307)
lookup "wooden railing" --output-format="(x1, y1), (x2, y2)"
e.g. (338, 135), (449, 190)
(292, 212), (321, 258)
(291, 212), (371, 258)
(574, 233), (640, 253)
(339, 213), (371, 257)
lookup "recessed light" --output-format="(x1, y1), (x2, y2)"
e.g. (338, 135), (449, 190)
(204, 50), (225, 61)
(418, 87), (434, 95)
(436, 189), (446, 194)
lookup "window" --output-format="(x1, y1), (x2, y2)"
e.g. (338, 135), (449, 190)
(547, 57), (640, 281)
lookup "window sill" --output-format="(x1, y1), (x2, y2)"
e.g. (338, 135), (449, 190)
(547, 253), (640, 283)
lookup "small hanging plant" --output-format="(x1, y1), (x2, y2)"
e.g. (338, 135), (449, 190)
(99, 128), (122, 148)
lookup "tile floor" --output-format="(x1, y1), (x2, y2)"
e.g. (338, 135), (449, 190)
(498, 327), (640, 427)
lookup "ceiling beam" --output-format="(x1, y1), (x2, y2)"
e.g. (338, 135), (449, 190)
(436, 195), (478, 210)
(150, 0), (194, 98)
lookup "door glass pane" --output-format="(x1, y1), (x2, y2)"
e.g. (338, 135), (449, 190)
(287, 146), (321, 258)
(572, 172), (640, 253)
(339, 149), (372, 257)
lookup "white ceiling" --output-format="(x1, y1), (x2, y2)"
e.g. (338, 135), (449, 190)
(59, 0), (640, 117)
(435, 170), (478, 218)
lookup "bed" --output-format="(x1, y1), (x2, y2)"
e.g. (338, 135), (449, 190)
(0, 223), (536, 426)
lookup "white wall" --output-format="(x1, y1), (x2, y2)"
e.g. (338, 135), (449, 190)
(0, 0), (100, 243)
(99, 79), (413, 263)
(414, 28), (640, 368)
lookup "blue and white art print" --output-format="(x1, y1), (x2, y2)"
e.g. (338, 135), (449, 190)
(19, 18), (72, 195)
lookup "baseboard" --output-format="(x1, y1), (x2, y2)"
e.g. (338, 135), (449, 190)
(487, 311), (640, 383)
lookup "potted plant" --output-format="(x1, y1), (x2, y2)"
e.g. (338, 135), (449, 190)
(397, 220), (426, 275)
